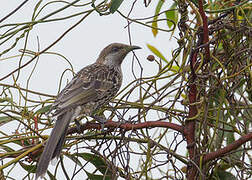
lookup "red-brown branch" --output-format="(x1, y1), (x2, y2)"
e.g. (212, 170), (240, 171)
(185, 82), (198, 179)
(67, 121), (183, 134)
(185, 1), (210, 179)
(203, 132), (252, 163)
(198, 0), (210, 62)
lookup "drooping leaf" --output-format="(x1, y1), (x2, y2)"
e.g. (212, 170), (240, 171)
(0, 116), (17, 125)
(110, 0), (124, 14)
(0, 97), (12, 103)
(215, 170), (236, 180)
(152, 0), (164, 37)
(65, 153), (82, 166)
(19, 162), (37, 173)
(85, 170), (111, 180)
(165, 2), (178, 28)
(47, 170), (56, 180)
(0, 144), (15, 152)
(147, 44), (168, 63)
(76, 153), (112, 176)
(35, 105), (51, 115)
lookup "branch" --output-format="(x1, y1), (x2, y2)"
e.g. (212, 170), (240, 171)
(203, 132), (252, 163)
(67, 121), (183, 134)
(0, 8), (93, 81)
(198, 0), (210, 63)
(0, 0), (28, 23)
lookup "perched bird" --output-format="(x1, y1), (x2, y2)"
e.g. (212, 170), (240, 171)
(35, 43), (141, 179)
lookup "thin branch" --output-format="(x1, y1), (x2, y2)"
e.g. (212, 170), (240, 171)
(203, 132), (252, 163)
(0, 0), (29, 23)
(67, 121), (184, 134)
(0, 9), (94, 81)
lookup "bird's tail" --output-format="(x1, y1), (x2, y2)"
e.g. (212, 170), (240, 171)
(35, 111), (72, 179)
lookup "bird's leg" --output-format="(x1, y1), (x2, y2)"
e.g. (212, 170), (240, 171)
(74, 119), (82, 133)
(91, 114), (107, 130)
(72, 106), (82, 133)
(108, 106), (124, 122)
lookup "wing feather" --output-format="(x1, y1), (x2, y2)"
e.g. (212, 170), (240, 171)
(51, 64), (118, 115)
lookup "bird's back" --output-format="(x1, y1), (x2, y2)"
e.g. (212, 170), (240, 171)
(52, 63), (122, 117)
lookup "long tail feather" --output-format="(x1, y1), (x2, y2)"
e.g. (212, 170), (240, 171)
(35, 111), (72, 179)
(52, 123), (69, 160)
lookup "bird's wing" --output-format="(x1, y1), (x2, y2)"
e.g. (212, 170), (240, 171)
(36, 64), (118, 179)
(52, 64), (116, 115)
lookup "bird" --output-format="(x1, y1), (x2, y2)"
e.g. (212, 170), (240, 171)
(35, 43), (141, 179)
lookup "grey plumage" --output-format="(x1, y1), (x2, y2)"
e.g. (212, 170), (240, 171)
(35, 43), (141, 179)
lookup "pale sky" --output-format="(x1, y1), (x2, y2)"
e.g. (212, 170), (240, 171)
(0, 1), (182, 179)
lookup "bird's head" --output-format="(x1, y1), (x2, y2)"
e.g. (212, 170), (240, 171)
(96, 43), (141, 67)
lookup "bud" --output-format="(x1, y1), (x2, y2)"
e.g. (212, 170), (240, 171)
(147, 55), (155, 62)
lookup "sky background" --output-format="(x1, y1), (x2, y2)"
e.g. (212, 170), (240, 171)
(1, 0), (177, 96)
(0, 1), (183, 179)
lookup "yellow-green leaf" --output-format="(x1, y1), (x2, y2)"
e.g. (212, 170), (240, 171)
(171, 65), (180, 73)
(147, 44), (168, 63)
(152, 0), (164, 37)
(165, 2), (178, 28)
(35, 105), (51, 115)
(19, 162), (37, 173)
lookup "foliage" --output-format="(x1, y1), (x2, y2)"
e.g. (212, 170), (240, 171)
(0, 0), (251, 179)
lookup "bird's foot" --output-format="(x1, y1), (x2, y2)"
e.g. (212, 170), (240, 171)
(91, 115), (106, 131)
(117, 114), (125, 122)
(74, 119), (82, 133)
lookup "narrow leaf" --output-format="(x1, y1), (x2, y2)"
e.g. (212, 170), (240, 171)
(216, 170), (236, 180)
(0, 97), (12, 103)
(35, 105), (51, 115)
(19, 162), (37, 173)
(47, 170), (56, 180)
(76, 153), (112, 176)
(0, 116), (16, 125)
(147, 44), (168, 63)
(165, 2), (178, 28)
(85, 170), (111, 180)
(110, 0), (124, 14)
(152, 0), (164, 37)
(0, 144), (14, 152)
(65, 153), (82, 166)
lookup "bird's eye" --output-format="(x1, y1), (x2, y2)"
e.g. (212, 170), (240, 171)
(111, 47), (120, 52)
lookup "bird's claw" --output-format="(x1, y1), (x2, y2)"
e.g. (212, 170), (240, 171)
(92, 115), (106, 131)
(74, 119), (82, 133)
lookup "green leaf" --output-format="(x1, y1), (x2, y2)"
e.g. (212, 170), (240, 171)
(170, 65), (180, 73)
(110, 0), (124, 14)
(215, 170), (236, 180)
(0, 116), (16, 125)
(47, 170), (56, 180)
(65, 153), (82, 166)
(165, 2), (178, 28)
(35, 105), (51, 115)
(147, 44), (168, 63)
(0, 144), (15, 152)
(190, 0), (207, 7)
(10, 138), (31, 147)
(152, 0), (164, 37)
(76, 153), (112, 176)
(19, 162), (37, 173)
(214, 88), (226, 105)
(85, 170), (111, 180)
(0, 97), (12, 103)
(224, 125), (235, 145)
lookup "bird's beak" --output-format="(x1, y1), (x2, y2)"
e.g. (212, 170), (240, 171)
(127, 45), (141, 52)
